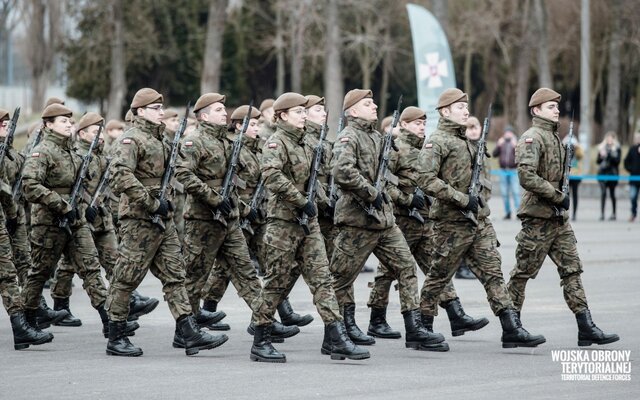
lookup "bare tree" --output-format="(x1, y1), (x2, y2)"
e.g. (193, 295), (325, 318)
(201, 0), (229, 94)
(603, 0), (623, 133)
(533, 0), (552, 88)
(324, 0), (344, 135)
(516, 0), (533, 134)
(107, 0), (125, 121)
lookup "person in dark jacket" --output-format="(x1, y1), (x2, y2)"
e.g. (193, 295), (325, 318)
(596, 131), (621, 220)
(492, 126), (520, 219)
(623, 133), (640, 222)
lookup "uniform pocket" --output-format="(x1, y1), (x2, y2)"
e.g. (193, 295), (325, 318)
(30, 226), (56, 249)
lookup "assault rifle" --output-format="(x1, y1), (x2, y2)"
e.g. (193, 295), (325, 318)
(462, 104), (492, 226)
(553, 111), (575, 217)
(12, 123), (44, 201)
(0, 107), (19, 168)
(298, 111), (328, 235)
(239, 177), (265, 235)
(325, 115), (344, 216)
(88, 157), (113, 213)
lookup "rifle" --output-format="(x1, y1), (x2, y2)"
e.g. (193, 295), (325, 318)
(239, 177), (265, 235)
(299, 111), (328, 235)
(151, 103), (190, 231)
(59, 122), (103, 236)
(364, 95), (402, 217)
(0, 107), (19, 168)
(213, 100), (253, 225)
(12, 124), (44, 201)
(553, 111), (575, 217)
(326, 115), (344, 216)
(462, 104), (492, 226)
(88, 157), (113, 212)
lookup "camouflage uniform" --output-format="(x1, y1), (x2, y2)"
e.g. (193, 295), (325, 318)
(105, 116), (191, 321)
(175, 122), (261, 314)
(21, 128), (108, 311)
(0, 178), (23, 315)
(330, 117), (420, 313)
(251, 121), (342, 326)
(418, 117), (512, 317)
(507, 116), (588, 313)
(164, 127), (186, 244)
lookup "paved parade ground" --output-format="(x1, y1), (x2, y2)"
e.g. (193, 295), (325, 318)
(0, 197), (637, 399)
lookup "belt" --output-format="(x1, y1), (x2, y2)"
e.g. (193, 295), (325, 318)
(50, 187), (71, 194)
(138, 178), (162, 186)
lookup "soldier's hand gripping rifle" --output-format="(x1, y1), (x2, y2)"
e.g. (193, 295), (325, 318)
(213, 100), (253, 225)
(408, 187), (426, 224)
(0, 107), (19, 169)
(325, 115), (344, 217)
(59, 122), (103, 236)
(239, 177), (265, 235)
(553, 111), (575, 217)
(462, 104), (492, 226)
(298, 111), (328, 235)
(151, 103), (190, 231)
(12, 123), (44, 201)
(364, 96), (402, 217)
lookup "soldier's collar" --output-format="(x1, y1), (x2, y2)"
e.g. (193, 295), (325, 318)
(199, 121), (227, 138)
(276, 120), (305, 143)
(346, 116), (377, 132)
(399, 128), (425, 149)
(133, 116), (165, 139)
(532, 116), (558, 132)
(437, 117), (467, 138)
(304, 120), (322, 138)
(241, 132), (259, 149)
(163, 127), (176, 141)
(44, 128), (72, 148)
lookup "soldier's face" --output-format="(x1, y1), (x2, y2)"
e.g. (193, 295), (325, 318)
(350, 98), (378, 122)
(204, 102), (227, 125)
(237, 118), (260, 138)
(401, 119), (426, 138)
(164, 116), (180, 132)
(442, 102), (469, 125)
(305, 104), (326, 125)
(47, 116), (73, 137)
(139, 103), (165, 124)
(0, 119), (7, 137)
(282, 106), (307, 129)
(107, 128), (124, 140)
(79, 124), (104, 145)
(534, 101), (559, 122)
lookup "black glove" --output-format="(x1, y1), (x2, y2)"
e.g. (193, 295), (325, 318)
(63, 209), (78, 224)
(465, 195), (479, 213)
(410, 192), (426, 209)
(559, 194), (570, 210)
(6, 218), (18, 236)
(299, 201), (317, 218)
(85, 206), (98, 224)
(246, 208), (258, 222)
(216, 198), (233, 216)
(154, 199), (173, 217)
(372, 193), (384, 210)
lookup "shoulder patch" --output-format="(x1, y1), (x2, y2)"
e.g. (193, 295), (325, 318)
(31, 152), (40, 157)
(340, 137), (350, 143)
(424, 143), (433, 149)
(268, 142), (278, 149)
(122, 138), (132, 144)
(525, 138), (534, 144)
(184, 141), (193, 147)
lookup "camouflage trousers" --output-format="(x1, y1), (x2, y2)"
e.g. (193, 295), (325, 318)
(331, 224), (420, 313)
(51, 228), (118, 300)
(251, 218), (341, 326)
(368, 216), (458, 310)
(105, 218), (191, 321)
(507, 218), (588, 314)
(184, 218), (261, 313)
(172, 192), (186, 245)
(9, 206), (31, 286)
(0, 225), (23, 316)
(422, 219), (512, 316)
(24, 224), (107, 310)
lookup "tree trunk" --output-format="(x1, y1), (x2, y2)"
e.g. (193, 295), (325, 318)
(533, 0), (552, 88)
(200, 0), (228, 94)
(289, 2), (305, 93)
(378, 26), (392, 121)
(275, 4), (285, 96)
(463, 46), (472, 99)
(603, 0), (622, 133)
(516, 0), (533, 134)
(27, 0), (47, 113)
(323, 0), (343, 137)
(107, 0), (125, 121)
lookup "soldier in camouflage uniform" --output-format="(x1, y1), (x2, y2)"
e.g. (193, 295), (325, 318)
(507, 88), (619, 346)
(249, 92), (369, 363)
(366, 107), (489, 351)
(329, 89), (444, 351)
(105, 88), (228, 357)
(418, 88), (545, 349)
(161, 110), (186, 244)
(257, 99), (276, 144)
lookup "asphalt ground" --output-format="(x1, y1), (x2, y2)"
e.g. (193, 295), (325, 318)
(0, 197), (637, 399)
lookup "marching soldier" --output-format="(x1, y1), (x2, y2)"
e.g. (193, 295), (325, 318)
(507, 88), (619, 346)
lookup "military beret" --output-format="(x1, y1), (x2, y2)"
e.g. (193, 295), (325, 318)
(77, 112), (104, 132)
(162, 109), (179, 119)
(230, 105), (261, 121)
(124, 110), (133, 122)
(528, 88), (561, 107)
(259, 99), (275, 112)
(343, 89), (373, 111)
(305, 95), (325, 109)
(45, 97), (65, 107)
(400, 106), (426, 123)
(194, 93), (226, 113)
(380, 116), (393, 133)
(273, 92), (308, 112)
(106, 119), (125, 131)
(0, 108), (9, 121)
(436, 88), (468, 110)
(130, 88), (163, 109)
(42, 103), (73, 119)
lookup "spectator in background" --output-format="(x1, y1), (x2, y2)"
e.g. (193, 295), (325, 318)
(492, 125), (520, 220)
(563, 134), (584, 221)
(596, 131), (621, 220)
(623, 133), (640, 222)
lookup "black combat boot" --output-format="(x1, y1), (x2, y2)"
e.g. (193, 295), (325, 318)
(367, 306), (401, 339)
(97, 305), (139, 338)
(403, 309), (445, 350)
(420, 313), (450, 352)
(321, 324), (332, 355)
(247, 320), (300, 343)
(36, 296), (69, 329)
(343, 303), (375, 345)
(328, 321), (371, 360)
(442, 298), (490, 336)
(201, 299), (231, 330)
(575, 309), (620, 346)
(53, 297), (82, 327)
(106, 321), (143, 357)
(250, 324), (286, 363)
(277, 297), (314, 327)
(194, 308), (226, 326)
(127, 293), (159, 321)
(11, 312), (54, 350)
(499, 308), (546, 348)
(177, 314), (228, 356)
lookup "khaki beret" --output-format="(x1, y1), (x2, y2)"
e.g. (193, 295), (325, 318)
(273, 92), (307, 112)
(436, 88), (468, 109)
(106, 119), (125, 131)
(400, 106), (426, 123)
(305, 95), (324, 109)
(124, 110), (133, 122)
(0, 108), (9, 121)
(162, 109), (179, 119)
(528, 88), (561, 107)
(194, 93), (226, 113)
(77, 112), (104, 132)
(45, 97), (65, 107)
(343, 89), (373, 111)
(130, 88), (163, 109)
(42, 104), (73, 119)
(259, 99), (275, 112)
(230, 105), (261, 121)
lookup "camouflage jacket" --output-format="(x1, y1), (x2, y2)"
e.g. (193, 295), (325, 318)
(22, 128), (84, 227)
(109, 116), (174, 221)
(232, 131), (263, 219)
(262, 121), (317, 223)
(74, 139), (114, 232)
(163, 127), (185, 195)
(419, 117), (475, 222)
(258, 120), (276, 142)
(175, 122), (240, 221)
(332, 116), (395, 230)
(0, 145), (22, 220)
(516, 116), (567, 221)
(469, 140), (493, 221)
(303, 120), (333, 210)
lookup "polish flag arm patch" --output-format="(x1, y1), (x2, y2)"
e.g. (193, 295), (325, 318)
(268, 142), (278, 149)
(122, 138), (132, 144)
(31, 152), (40, 157)
(184, 141), (193, 147)
(525, 138), (534, 144)
(340, 137), (349, 143)
(424, 143), (433, 149)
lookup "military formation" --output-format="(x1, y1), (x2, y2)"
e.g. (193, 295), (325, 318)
(0, 86), (619, 362)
